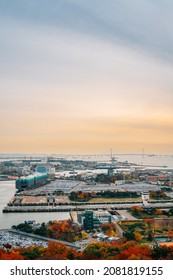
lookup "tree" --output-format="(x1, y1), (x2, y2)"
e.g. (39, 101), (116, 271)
(20, 245), (45, 260)
(147, 231), (154, 242)
(130, 206), (143, 217)
(100, 223), (116, 236)
(123, 231), (135, 241)
(167, 230), (173, 239)
(44, 241), (69, 260)
(12, 222), (32, 233)
(116, 245), (152, 260)
(83, 243), (120, 259)
(34, 222), (47, 236)
(0, 248), (24, 260)
(134, 232), (142, 242)
(81, 231), (87, 239)
(152, 244), (172, 259)
(155, 209), (163, 215)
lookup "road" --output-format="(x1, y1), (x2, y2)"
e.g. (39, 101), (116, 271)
(3, 201), (173, 212)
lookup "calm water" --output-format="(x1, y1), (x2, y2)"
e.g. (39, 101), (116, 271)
(1, 154), (173, 168)
(77, 154), (173, 168)
(0, 181), (70, 229)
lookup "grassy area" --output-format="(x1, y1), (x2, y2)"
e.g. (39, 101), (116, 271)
(130, 213), (173, 219)
(120, 221), (145, 232)
(129, 208), (173, 219)
(119, 219), (173, 239)
(88, 197), (142, 203)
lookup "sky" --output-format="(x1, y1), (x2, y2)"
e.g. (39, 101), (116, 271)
(0, 0), (173, 155)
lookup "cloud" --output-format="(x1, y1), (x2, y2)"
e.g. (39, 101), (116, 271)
(1, 0), (173, 63)
(64, 0), (173, 63)
(0, 1), (173, 153)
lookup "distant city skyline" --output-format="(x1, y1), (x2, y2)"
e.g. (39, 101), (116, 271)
(0, 0), (173, 154)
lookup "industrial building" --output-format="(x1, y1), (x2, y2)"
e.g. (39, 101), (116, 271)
(16, 173), (48, 190)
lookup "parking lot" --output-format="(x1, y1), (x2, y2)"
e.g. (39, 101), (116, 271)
(0, 230), (47, 248)
(77, 182), (162, 193)
(23, 180), (81, 195)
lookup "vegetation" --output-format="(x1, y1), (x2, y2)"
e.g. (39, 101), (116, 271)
(150, 190), (170, 200)
(1, 240), (173, 260)
(69, 190), (140, 202)
(94, 174), (133, 184)
(119, 219), (173, 241)
(12, 222), (33, 233)
(130, 206), (173, 218)
(100, 222), (118, 236)
(4, 205), (173, 260)
(13, 220), (83, 242)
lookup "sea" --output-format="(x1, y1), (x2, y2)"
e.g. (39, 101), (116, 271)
(0, 181), (70, 229)
(0, 154), (173, 229)
(1, 153), (173, 168)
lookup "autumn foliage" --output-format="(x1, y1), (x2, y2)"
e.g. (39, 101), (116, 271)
(100, 222), (117, 236)
(13, 219), (83, 243)
(47, 219), (82, 242)
(1, 240), (173, 260)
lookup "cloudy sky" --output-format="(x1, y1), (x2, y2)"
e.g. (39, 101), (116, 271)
(0, 0), (173, 154)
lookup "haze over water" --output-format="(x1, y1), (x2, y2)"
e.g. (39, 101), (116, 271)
(1, 153), (173, 168)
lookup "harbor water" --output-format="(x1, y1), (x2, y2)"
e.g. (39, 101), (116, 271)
(0, 180), (70, 229)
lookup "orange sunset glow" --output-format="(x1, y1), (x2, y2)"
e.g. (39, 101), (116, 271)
(0, 1), (173, 154)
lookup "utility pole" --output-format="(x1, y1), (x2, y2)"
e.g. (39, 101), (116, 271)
(142, 148), (145, 158)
